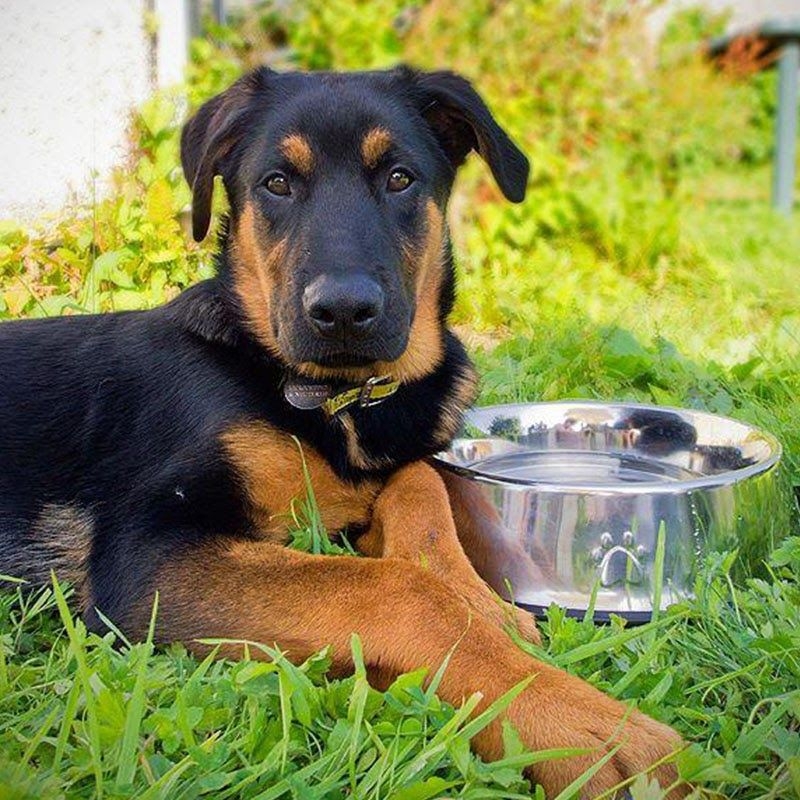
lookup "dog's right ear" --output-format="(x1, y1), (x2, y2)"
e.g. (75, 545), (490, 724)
(181, 70), (269, 241)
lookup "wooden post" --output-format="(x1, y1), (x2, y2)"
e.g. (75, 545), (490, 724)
(772, 39), (799, 213)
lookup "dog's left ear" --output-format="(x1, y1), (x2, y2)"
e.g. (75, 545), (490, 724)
(415, 70), (529, 202)
(181, 69), (270, 241)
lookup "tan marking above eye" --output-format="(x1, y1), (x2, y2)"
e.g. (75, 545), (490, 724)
(279, 134), (314, 175)
(361, 127), (393, 168)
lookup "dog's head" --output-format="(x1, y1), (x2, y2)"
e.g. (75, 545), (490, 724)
(181, 67), (528, 382)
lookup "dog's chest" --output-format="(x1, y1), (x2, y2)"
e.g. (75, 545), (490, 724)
(220, 420), (382, 540)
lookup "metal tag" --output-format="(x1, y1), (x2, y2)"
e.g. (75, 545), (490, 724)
(284, 381), (332, 410)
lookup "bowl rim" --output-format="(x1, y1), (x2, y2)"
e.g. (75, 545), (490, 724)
(433, 399), (783, 495)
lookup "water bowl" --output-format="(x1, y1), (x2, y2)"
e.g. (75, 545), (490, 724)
(434, 401), (786, 621)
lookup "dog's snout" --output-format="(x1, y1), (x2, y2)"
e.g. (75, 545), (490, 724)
(303, 275), (385, 339)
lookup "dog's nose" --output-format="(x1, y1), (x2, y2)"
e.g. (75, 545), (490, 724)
(303, 275), (384, 339)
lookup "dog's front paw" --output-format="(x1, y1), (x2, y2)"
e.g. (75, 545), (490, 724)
(584, 708), (688, 799)
(532, 709), (686, 798)
(492, 667), (689, 799)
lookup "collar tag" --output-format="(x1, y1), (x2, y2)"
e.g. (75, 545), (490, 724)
(284, 382), (332, 410)
(359, 375), (394, 408)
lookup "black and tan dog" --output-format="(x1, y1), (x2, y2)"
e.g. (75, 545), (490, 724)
(0, 67), (687, 797)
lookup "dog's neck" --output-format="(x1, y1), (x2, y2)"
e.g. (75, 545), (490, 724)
(169, 275), (476, 478)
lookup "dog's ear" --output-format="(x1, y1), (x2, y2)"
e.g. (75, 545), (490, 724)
(415, 70), (529, 203)
(181, 70), (269, 241)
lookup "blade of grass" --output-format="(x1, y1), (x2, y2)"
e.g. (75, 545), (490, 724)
(277, 661), (293, 773)
(0, 630), (7, 693)
(583, 577), (600, 624)
(552, 743), (622, 800)
(651, 520), (667, 625)
(137, 733), (220, 800)
(51, 573), (104, 798)
(554, 612), (681, 667)
(20, 704), (60, 765)
(216, 740), (287, 799)
(93, 606), (133, 650)
(733, 692), (799, 761)
(484, 745), (602, 770)
(53, 676), (82, 775)
(458, 674), (535, 740)
(396, 693), (486, 784)
(610, 636), (666, 697)
(115, 592), (158, 790)
(424, 618), (472, 703)
(250, 750), (338, 800)
(348, 633), (371, 788)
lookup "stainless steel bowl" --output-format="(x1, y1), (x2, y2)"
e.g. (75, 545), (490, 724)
(434, 401), (787, 622)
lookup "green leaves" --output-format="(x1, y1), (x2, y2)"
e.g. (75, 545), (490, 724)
(0, 80), (207, 322)
(601, 327), (653, 380)
(675, 745), (743, 785)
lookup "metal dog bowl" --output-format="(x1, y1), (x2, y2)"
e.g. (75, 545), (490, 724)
(434, 401), (786, 622)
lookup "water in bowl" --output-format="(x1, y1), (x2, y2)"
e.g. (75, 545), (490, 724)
(470, 450), (702, 485)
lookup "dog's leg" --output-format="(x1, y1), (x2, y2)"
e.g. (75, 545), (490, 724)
(356, 462), (540, 643)
(439, 468), (551, 601)
(140, 540), (686, 798)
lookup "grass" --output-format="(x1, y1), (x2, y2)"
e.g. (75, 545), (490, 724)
(2, 536), (799, 799)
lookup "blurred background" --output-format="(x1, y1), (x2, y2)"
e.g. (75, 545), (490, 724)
(1, 0), (798, 220)
(0, 0), (798, 489)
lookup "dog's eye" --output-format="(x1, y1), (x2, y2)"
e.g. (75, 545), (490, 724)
(387, 169), (414, 193)
(264, 173), (291, 197)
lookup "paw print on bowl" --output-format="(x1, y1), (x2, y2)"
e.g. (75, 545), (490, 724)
(591, 530), (649, 587)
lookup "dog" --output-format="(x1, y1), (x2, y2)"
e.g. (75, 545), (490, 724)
(0, 66), (687, 798)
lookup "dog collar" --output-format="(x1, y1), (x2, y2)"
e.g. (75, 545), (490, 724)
(284, 374), (399, 416)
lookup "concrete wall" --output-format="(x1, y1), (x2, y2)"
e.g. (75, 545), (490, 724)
(649, 0), (800, 37)
(0, 0), (189, 223)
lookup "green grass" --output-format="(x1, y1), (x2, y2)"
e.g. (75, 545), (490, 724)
(2, 536), (799, 799)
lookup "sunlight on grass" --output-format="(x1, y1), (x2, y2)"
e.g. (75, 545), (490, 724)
(2, 536), (799, 797)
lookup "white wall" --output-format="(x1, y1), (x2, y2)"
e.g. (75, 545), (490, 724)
(0, 0), (189, 223)
(155, 0), (191, 88)
(649, 0), (800, 36)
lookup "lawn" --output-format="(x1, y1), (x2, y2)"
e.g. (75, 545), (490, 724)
(1, 2), (799, 798)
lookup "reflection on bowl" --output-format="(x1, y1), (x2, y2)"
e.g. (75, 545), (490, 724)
(434, 401), (787, 622)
